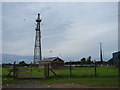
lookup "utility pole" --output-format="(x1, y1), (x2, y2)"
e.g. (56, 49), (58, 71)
(50, 51), (52, 57)
(34, 13), (42, 65)
(99, 43), (103, 64)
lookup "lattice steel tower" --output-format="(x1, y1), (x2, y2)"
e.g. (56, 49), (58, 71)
(34, 13), (42, 64)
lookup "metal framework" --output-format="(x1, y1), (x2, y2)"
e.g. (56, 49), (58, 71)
(34, 13), (42, 64)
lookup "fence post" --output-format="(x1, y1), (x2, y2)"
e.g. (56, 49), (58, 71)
(94, 60), (97, 77)
(13, 61), (16, 77)
(118, 55), (120, 88)
(44, 63), (49, 78)
(70, 60), (72, 78)
(118, 55), (120, 77)
(44, 64), (46, 78)
(47, 63), (49, 77)
(15, 67), (18, 78)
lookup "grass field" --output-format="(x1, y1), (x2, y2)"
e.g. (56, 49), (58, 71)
(2, 66), (119, 87)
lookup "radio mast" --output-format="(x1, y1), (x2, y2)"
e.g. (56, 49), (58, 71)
(34, 13), (42, 64)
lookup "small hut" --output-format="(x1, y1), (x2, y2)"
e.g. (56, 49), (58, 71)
(39, 57), (64, 69)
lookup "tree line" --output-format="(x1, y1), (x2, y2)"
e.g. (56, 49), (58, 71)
(65, 56), (114, 65)
(2, 61), (34, 67)
(2, 56), (114, 67)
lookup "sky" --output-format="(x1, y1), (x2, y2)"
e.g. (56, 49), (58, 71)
(2, 2), (118, 62)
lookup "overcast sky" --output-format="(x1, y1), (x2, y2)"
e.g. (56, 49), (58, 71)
(2, 2), (118, 61)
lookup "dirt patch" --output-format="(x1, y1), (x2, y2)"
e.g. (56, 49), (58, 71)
(45, 83), (88, 88)
(2, 81), (45, 88)
(2, 80), (88, 88)
(2, 81), (118, 88)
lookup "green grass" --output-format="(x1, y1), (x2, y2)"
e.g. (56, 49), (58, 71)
(17, 67), (44, 78)
(2, 67), (18, 84)
(40, 67), (118, 87)
(2, 67), (44, 84)
(2, 66), (119, 87)
(40, 76), (118, 87)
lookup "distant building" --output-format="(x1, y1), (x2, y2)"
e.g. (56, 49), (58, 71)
(39, 57), (64, 69)
(113, 51), (120, 66)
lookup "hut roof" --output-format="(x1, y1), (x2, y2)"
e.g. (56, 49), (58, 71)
(41, 57), (63, 62)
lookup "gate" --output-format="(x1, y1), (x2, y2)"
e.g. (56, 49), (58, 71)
(17, 64), (49, 79)
(7, 62), (62, 79)
(7, 62), (49, 79)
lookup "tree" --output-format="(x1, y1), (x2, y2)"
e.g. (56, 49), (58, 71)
(107, 58), (114, 65)
(87, 56), (91, 64)
(19, 61), (27, 66)
(81, 57), (86, 65)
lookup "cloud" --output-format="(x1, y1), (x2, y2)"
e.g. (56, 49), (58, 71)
(2, 2), (118, 62)
(42, 15), (118, 60)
